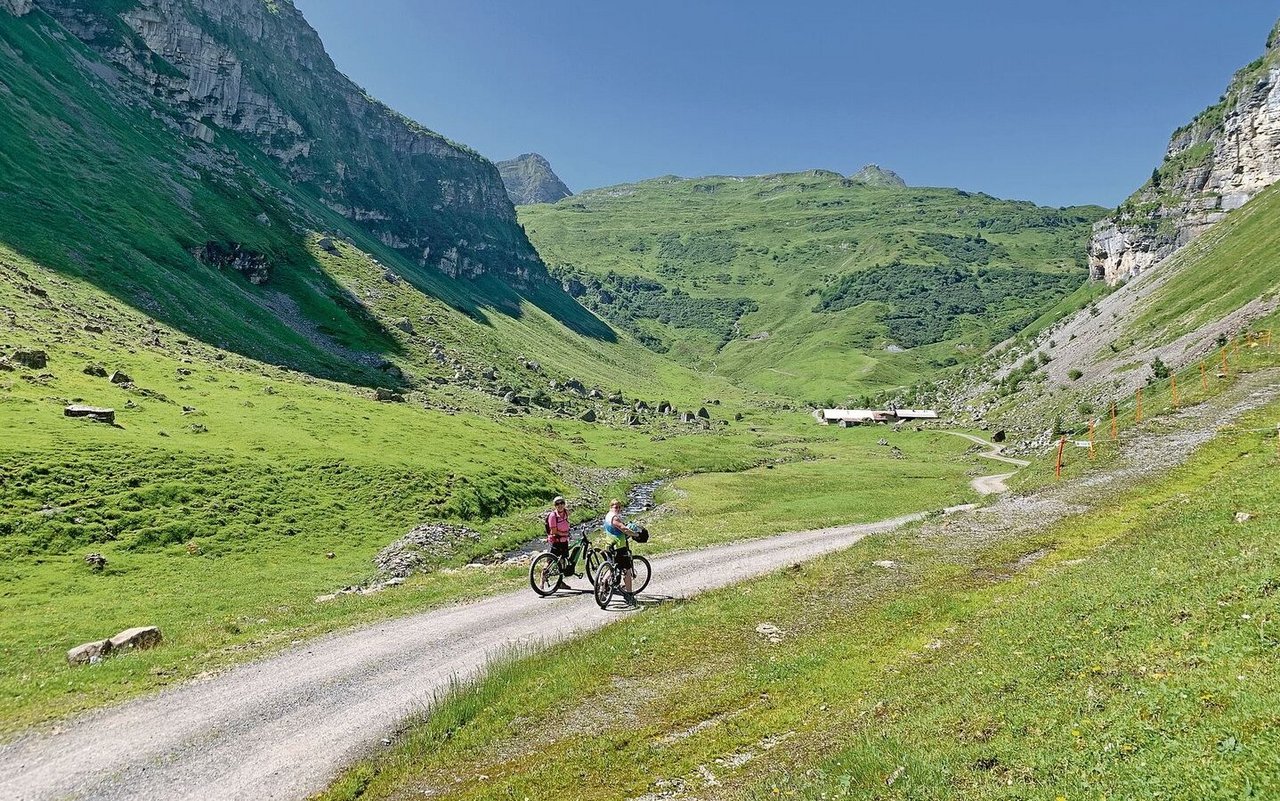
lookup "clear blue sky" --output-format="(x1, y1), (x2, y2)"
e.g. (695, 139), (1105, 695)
(292, 0), (1278, 207)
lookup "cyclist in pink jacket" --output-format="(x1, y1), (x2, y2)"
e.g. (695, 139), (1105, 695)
(545, 496), (573, 585)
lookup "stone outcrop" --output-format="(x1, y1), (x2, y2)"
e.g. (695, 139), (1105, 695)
(11, 349), (47, 369)
(66, 639), (112, 666)
(65, 405), (116, 424)
(496, 153), (572, 206)
(33, 0), (541, 281)
(193, 242), (270, 285)
(846, 163), (906, 188)
(0, 0), (34, 15)
(110, 626), (164, 652)
(66, 626), (162, 666)
(1090, 20), (1280, 284)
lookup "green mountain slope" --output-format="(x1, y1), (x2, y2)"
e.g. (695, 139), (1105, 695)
(0, 3), (721, 407)
(519, 171), (1106, 402)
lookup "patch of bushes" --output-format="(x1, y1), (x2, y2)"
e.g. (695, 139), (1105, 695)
(815, 263), (1083, 348)
(551, 268), (756, 350)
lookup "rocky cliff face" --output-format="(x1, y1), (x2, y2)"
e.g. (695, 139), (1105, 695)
(1090, 19), (1280, 284)
(496, 153), (572, 206)
(27, 0), (540, 281)
(1, 0), (32, 15)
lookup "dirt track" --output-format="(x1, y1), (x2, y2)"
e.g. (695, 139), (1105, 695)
(946, 431), (1031, 495)
(0, 510), (975, 801)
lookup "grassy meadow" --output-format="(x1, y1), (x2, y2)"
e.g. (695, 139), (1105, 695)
(519, 173), (1105, 401)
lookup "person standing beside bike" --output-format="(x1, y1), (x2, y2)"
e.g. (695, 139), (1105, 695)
(546, 496), (573, 582)
(603, 499), (637, 603)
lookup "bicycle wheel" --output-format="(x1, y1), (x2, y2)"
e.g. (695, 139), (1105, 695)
(629, 555), (652, 595)
(593, 564), (616, 609)
(584, 548), (603, 584)
(529, 552), (562, 597)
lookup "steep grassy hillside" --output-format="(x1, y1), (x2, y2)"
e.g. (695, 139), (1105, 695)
(0, 8), (730, 413)
(519, 172), (1105, 402)
(961, 182), (1280, 438)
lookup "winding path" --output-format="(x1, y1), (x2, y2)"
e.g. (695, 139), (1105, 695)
(0, 506), (976, 801)
(946, 431), (1031, 495)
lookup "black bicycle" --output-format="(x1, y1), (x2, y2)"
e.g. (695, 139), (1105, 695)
(529, 532), (606, 596)
(592, 539), (652, 609)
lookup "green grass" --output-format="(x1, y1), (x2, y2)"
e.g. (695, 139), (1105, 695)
(519, 173), (1105, 400)
(316, 397), (1280, 801)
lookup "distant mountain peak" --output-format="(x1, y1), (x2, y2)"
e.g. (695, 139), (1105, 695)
(848, 164), (906, 188)
(497, 153), (572, 206)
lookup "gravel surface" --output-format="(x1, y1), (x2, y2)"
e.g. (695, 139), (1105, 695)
(0, 512), (956, 801)
(945, 431), (1031, 495)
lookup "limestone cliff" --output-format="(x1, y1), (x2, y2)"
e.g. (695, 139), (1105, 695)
(1090, 19), (1280, 284)
(496, 153), (572, 206)
(27, 0), (540, 281)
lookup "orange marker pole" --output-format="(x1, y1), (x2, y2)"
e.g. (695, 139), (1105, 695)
(1055, 435), (1067, 479)
(1088, 419), (1096, 459)
(1136, 388), (1143, 424)
(1201, 361), (1207, 390)
(1110, 402), (1118, 440)
(1171, 373), (1178, 409)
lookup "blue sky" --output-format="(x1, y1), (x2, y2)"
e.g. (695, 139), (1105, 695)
(292, 0), (1278, 207)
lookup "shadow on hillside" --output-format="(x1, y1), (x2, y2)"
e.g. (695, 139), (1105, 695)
(398, 265), (618, 343)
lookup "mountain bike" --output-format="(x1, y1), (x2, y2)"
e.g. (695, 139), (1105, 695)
(529, 532), (606, 596)
(592, 545), (652, 609)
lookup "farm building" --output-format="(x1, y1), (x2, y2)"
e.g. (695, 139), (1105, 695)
(894, 409), (939, 420)
(814, 408), (939, 426)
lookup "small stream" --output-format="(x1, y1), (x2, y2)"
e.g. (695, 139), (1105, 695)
(502, 478), (668, 560)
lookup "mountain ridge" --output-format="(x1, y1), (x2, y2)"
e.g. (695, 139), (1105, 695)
(26, 0), (539, 281)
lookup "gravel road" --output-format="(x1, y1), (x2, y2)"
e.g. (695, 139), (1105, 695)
(945, 431), (1031, 495)
(0, 509), (972, 801)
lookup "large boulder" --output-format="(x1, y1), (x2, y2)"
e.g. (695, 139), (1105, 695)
(12, 349), (47, 369)
(696, 407), (711, 419)
(579, 409), (597, 423)
(109, 370), (133, 385)
(64, 405), (115, 424)
(83, 364), (108, 377)
(109, 626), (163, 652)
(66, 639), (112, 666)
(374, 388), (405, 402)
